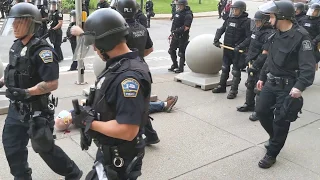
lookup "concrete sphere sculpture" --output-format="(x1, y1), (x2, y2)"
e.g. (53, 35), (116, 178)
(0, 58), (4, 78)
(93, 57), (106, 77)
(185, 34), (223, 74)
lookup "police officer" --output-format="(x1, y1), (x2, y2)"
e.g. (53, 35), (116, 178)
(294, 2), (306, 24)
(96, 0), (109, 9)
(213, 0), (251, 99)
(256, 0), (315, 168)
(299, 3), (320, 63)
(134, 2), (148, 28)
(117, 0), (159, 145)
(35, 0), (49, 38)
(145, 0), (154, 28)
(70, 8), (151, 179)
(0, 3), (83, 179)
(48, 0), (63, 61)
(168, 0), (193, 73)
(170, 0), (177, 20)
(64, 9), (78, 71)
(237, 10), (274, 122)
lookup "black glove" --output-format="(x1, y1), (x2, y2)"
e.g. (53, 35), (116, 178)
(62, 37), (68, 42)
(5, 87), (29, 101)
(71, 106), (95, 132)
(234, 46), (241, 53)
(247, 66), (258, 76)
(213, 40), (221, 48)
(79, 128), (92, 150)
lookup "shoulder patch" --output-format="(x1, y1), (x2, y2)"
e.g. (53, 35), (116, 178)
(59, 13), (62, 17)
(39, 50), (53, 63)
(121, 78), (140, 98)
(302, 40), (312, 51)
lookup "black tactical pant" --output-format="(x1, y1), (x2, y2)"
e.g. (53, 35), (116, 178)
(218, 50), (242, 92)
(0, 6), (5, 18)
(49, 28), (64, 61)
(255, 79), (295, 158)
(2, 105), (81, 180)
(70, 40), (78, 70)
(168, 35), (189, 71)
(244, 69), (260, 106)
(146, 11), (154, 28)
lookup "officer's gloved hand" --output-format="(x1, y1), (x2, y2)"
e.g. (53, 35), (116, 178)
(79, 128), (92, 151)
(5, 87), (29, 101)
(62, 37), (68, 42)
(247, 66), (258, 76)
(234, 46), (241, 53)
(290, 87), (302, 98)
(213, 40), (221, 48)
(71, 106), (95, 133)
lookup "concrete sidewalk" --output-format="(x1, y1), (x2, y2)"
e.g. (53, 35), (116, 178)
(0, 68), (320, 179)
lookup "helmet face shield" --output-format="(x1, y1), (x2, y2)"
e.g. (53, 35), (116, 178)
(258, 1), (278, 15)
(73, 33), (95, 61)
(307, 8), (320, 17)
(0, 17), (36, 38)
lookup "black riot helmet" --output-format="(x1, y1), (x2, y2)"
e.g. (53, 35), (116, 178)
(0, 2), (42, 37)
(176, 0), (187, 5)
(253, 10), (270, 30)
(116, 0), (137, 19)
(230, 1), (246, 17)
(70, 9), (76, 22)
(306, 3), (320, 17)
(83, 8), (129, 53)
(259, 0), (295, 21)
(294, 2), (305, 14)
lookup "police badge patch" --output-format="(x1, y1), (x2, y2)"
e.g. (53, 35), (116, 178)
(302, 40), (312, 51)
(121, 78), (140, 98)
(39, 50), (53, 63)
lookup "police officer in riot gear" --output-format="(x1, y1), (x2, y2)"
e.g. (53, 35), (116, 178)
(0, 3), (83, 179)
(213, 0), (251, 99)
(48, 0), (63, 61)
(299, 3), (320, 62)
(70, 8), (151, 179)
(64, 9), (78, 71)
(96, 0), (109, 9)
(256, 0), (315, 168)
(35, 0), (49, 38)
(294, 2), (306, 24)
(168, 0), (193, 73)
(134, 2), (148, 28)
(117, 0), (160, 146)
(237, 11), (274, 121)
(145, 0), (154, 28)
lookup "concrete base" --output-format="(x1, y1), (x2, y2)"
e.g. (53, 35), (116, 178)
(174, 72), (232, 91)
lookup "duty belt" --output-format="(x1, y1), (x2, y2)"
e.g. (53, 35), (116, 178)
(267, 73), (296, 87)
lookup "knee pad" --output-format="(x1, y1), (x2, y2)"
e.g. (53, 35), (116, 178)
(178, 51), (184, 58)
(168, 49), (175, 55)
(245, 80), (255, 89)
(231, 69), (241, 77)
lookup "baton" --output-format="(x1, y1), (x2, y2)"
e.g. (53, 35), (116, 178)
(220, 44), (244, 53)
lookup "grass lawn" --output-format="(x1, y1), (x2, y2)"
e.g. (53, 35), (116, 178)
(88, 0), (218, 14)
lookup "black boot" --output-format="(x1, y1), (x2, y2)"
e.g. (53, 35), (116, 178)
(258, 154), (276, 169)
(174, 58), (185, 73)
(237, 89), (255, 111)
(249, 112), (259, 121)
(227, 72), (241, 99)
(212, 72), (229, 93)
(168, 64), (178, 72)
(237, 103), (255, 112)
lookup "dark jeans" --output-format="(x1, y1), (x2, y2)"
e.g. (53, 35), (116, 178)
(49, 29), (64, 61)
(2, 105), (81, 179)
(255, 80), (294, 157)
(149, 101), (164, 114)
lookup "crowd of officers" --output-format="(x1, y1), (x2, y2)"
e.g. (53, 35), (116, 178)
(213, 0), (316, 169)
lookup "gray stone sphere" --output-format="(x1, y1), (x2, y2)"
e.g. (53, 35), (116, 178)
(0, 58), (3, 78)
(93, 57), (106, 77)
(185, 34), (223, 74)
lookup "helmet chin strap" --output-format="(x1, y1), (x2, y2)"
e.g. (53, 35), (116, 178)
(100, 49), (110, 61)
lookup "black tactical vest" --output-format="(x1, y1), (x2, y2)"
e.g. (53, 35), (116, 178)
(299, 16), (320, 40)
(246, 26), (274, 61)
(4, 38), (53, 101)
(171, 7), (193, 36)
(126, 21), (148, 59)
(224, 13), (249, 46)
(90, 57), (151, 145)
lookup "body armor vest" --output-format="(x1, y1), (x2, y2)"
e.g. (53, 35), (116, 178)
(4, 38), (53, 101)
(171, 8), (193, 36)
(90, 57), (151, 145)
(299, 16), (320, 39)
(224, 14), (249, 46)
(246, 26), (273, 61)
(126, 21), (148, 58)
(50, 10), (60, 28)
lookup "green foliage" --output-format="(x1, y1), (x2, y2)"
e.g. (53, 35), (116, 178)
(61, 0), (75, 13)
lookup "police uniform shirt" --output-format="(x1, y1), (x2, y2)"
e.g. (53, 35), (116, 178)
(145, 30), (153, 49)
(104, 51), (148, 126)
(261, 24), (315, 91)
(13, 37), (59, 81)
(50, 10), (63, 28)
